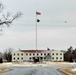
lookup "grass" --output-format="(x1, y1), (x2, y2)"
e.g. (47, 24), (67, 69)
(0, 68), (10, 73)
(59, 67), (76, 75)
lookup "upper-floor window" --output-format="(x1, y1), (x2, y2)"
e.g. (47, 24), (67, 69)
(60, 53), (62, 55)
(26, 53), (28, 56)
(17, 53), (19, 56)
(52, 53), (54, 55)
(21, 53), (23, 56)
(41, 53), (42, 55)
(30, 54), (31, 56)
(33, 54), (35, 56)
(37, 53), (39, 55)
(56, 53), (58, 55)
(47, 53), (50, 55)
(44, 53), (46, 55)
(14, 54), (15, 56)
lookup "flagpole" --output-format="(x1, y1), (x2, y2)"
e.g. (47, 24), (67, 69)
(36, 11), (37, 50)
(35, 11), (41, 50)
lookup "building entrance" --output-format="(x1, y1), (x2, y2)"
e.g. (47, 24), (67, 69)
(34, 57), (39, 62)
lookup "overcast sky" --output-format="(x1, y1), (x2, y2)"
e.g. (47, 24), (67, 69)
(0, 0), (76, 52)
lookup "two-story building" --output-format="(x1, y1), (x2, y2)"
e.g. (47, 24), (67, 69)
(12, 50), (64, 62)
(12, 50), (51, 62)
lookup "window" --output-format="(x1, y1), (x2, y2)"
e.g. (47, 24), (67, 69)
(14, 58), (15, 60)
(56, 53), (58, 55)
(56, 57), (58, 59)
(30, 58), (31, 59)
(17, 57), (19, 60)
(52, 57), (54, 59)
(52, 53), (54, 55)
(40, 57), (43, 59)
(60, 57), (62, 59)
(14, 54), (15, 56)
(44, 57), (46, 59)
(44, 53), (46, 55)
(47, 53), (50, 55)
(17, 53), (19, 56)
(33, 57), (35, 59)
(26, 53), (28, 55)
(37, 53), (39, 55)
(33, 54), (35, 55)
(30, 54), (31, 56)
(21, 58), (23, 60)
(41, 53), (42, 55)
(21, 53), (23, 56)
(60, 53), (62, 55)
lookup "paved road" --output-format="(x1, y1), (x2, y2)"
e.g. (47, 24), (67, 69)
(0, 66), (67, 75)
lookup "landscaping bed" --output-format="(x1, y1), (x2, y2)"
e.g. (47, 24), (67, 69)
(0, 68), (10, 73)
(59, 67), (76, 75)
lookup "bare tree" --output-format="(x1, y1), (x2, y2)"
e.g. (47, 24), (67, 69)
(45, 53), (51, 61)
(0, 2), (22, 32)
(3, 48), (13, 62)
(0, 52), (3, 63)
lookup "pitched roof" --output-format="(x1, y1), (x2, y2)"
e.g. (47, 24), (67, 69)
(20, 50), (50, 53)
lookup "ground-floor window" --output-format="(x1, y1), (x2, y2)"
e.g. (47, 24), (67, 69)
(44, 57), (46, 59)
(60, 57), (62, 59)
(21, 58), (23, 60)
(30, 57), (31, 59)
(13, 58), (15, 60)
(56, 57), (58, 59)
(17, 57), (19, 60)
(52, 57), (54, 59)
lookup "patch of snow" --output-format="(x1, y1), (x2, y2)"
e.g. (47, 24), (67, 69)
(4, 63), (12, 64)
(72, 68), (76, 72)
(13, 64), (20, 66)
(23, 62), (32, 64)
(70, 62), (76, 65)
